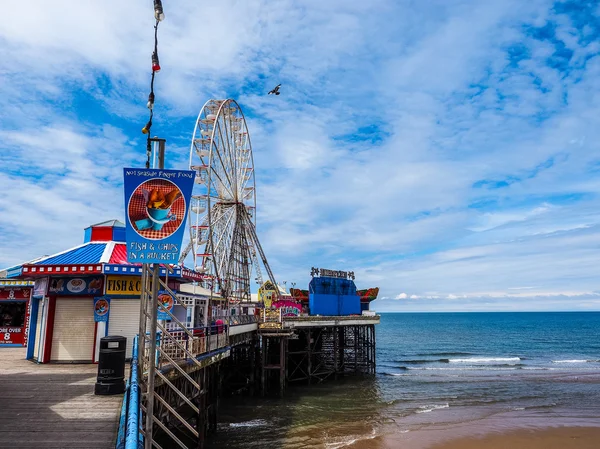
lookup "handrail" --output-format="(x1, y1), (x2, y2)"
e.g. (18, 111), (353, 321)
(124, 335), (140, 449)
(116, 381), (129, 449)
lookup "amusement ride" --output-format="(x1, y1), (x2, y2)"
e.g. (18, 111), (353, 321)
(179, 99), (279, 306)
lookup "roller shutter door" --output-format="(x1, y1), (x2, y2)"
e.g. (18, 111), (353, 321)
(108, 298), (140, 359)
(33, 300), (44, 361)
(51, 298), (95, 362)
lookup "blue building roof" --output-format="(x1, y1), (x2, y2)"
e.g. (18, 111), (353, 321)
(35, 243), (107, 265)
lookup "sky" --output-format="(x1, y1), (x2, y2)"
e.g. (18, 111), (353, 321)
(1, 0), (600, 312)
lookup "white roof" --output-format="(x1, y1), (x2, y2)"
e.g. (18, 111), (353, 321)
(178, 283), (212, 297)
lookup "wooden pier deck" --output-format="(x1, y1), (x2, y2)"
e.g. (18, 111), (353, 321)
(0, 348), (123, 448)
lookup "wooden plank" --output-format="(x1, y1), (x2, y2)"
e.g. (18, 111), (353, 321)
(0, 348), (122, 448)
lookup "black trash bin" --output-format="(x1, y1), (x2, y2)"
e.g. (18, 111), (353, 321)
(94, 335), (126, 395)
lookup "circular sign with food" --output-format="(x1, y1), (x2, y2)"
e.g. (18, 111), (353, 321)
(158, 293), (174, 311)
(95, 298), (109, 316)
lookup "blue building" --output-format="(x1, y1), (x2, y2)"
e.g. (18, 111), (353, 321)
(309, 273), (361, 316)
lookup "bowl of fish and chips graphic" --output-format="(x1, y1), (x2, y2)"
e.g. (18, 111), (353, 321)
(95, 299), (109, 316)
(128, 179), (185, 240)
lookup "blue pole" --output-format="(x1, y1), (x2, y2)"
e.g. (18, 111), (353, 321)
(124, 335), (140, 449)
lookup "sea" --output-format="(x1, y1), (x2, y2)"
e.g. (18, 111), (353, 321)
(208, 312), (600, 448)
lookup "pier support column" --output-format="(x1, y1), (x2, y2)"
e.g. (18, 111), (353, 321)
(260, 336), (266, 396)
(307, 329), (312, 385)
(196, 368), (206, 449)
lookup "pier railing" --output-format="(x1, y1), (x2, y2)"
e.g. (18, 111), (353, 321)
(223, 314), (259, 326)
(118, 335), (141, 449)
(158, 326), (229, 365)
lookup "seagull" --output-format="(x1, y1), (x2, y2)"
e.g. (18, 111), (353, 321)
(268, 84), (281, 95)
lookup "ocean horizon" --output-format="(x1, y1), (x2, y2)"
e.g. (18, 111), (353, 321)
(209, 311), (600, 448)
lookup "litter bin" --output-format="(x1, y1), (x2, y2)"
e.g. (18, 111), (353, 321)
(94, 335), (126, 395)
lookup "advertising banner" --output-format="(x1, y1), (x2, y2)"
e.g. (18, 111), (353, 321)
(0, 287), (31, 300)
(157, 290), (175, 321)
(47, 276), (104, 296)
(0, 327), (24, 345)
(272, 300), (302, 317)
(94, 297), (110, 322)
(123, 168), (195, 264)
(105, 276), (142, 296)
(33, 278), (48, 298)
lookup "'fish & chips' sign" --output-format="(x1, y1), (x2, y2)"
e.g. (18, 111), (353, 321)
(123, 168), (195, 264)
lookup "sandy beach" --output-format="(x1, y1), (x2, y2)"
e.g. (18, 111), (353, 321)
(348, 426), (600, 449)
(429, 426), (600, 449)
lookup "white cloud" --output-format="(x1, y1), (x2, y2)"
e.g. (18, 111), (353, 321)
(1, 0), (600, 311)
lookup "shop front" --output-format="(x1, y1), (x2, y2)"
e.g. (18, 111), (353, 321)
(104, 274), (142, 359)
(0, 282), (32, 347)
(26, 275), (105, 363)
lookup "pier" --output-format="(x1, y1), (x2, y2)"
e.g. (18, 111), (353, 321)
(126, 295), (379, 449)
(0, 348), (122, 448)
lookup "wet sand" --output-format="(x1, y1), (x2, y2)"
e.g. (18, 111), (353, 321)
(350, 426), (600, 449)
(429, 426), (600, 449)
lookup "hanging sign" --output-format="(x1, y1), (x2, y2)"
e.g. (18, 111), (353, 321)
(157, 290), (175, 321)
(94, 297), (110, 322)
(123, 168), (195, 264)
(33, 278), (48, 298)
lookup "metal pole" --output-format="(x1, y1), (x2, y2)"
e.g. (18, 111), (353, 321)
(144, 137), (166, 449)
(145, 265), (160, 449)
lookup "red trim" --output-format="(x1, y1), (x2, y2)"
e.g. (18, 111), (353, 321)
(22, 264), (104, 276)
(23, 298), (31, 347)
(92, 322), (98, 363)
(43, 296), (57, 363)
(181, 268), (205, 282)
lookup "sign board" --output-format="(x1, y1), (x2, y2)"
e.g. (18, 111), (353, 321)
(33, 278), (48, 298)
(258, 281), (280, 308)
(311, 267), (355, 280)
(0, 327), (24, 345)
(259, 308), (282, 329)
(47, 276), (104, 296)
(0, 287), (31, 300)
(123, 168), (195, 264)
(94, 297), (110, 322)
(272, 300), (302, 317)
(105, 276), (142, 296)
(157, 290), (175, 321)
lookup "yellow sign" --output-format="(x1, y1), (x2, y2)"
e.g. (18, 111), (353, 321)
(258, 281), (278, 308)
(105, 276), (142, 296)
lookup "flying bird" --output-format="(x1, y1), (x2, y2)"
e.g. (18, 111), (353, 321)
(268, 84), (281, 95)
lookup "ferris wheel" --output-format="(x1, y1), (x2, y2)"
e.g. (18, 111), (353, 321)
(180, 99), (278, 304)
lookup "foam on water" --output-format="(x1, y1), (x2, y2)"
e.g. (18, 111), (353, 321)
(229, 419), (268, 428)
(448, 357), (522, 364)
(416, 403), (450, 414)
(552, 359), (599, 363)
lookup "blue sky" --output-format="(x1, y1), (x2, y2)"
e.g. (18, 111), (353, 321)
(1, 0), (600, 311)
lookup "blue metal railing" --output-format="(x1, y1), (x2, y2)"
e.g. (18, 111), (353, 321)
(115, 317), (255, 448)
(117, 335), (141, 449)
(115, 380), (129, 448)
(125, 335), (140, 449)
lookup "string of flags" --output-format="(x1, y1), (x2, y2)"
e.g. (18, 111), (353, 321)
(142, 0), (165, 168)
